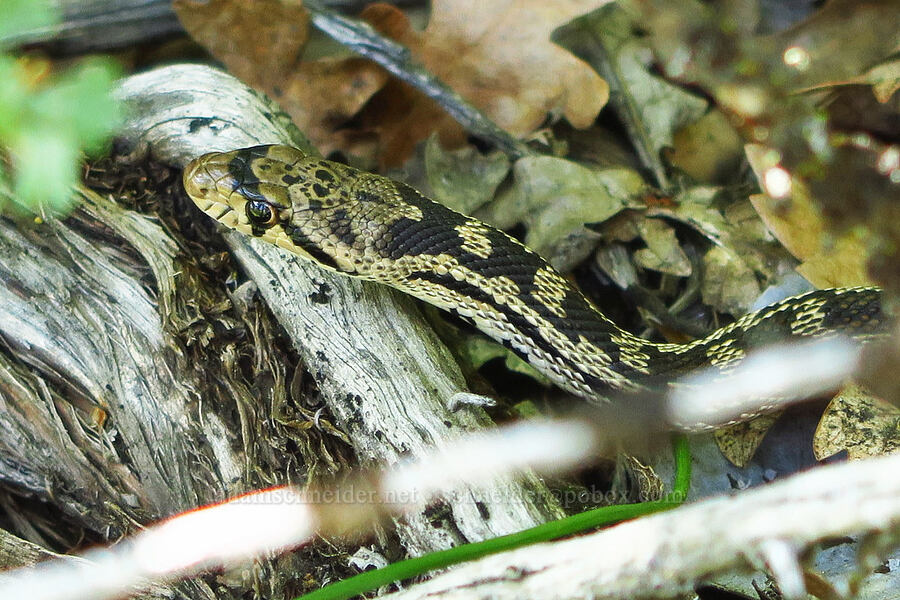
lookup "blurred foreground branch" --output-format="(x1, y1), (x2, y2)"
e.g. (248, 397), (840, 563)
(383, 447), (900, 600)
(0, 420), (596, 600)
(1, 335), (894, 600)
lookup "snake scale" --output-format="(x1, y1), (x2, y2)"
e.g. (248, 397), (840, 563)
(183, 144), (883, 407)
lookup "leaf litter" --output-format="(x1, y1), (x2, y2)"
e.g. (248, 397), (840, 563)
(173, 0), (900, 486)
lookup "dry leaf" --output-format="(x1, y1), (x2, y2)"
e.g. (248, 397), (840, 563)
(175, 0), (390, 158)
(173, 0), (309, 89)
(866, 60), (900, 103)
(477, 155), (645, 270)
(797, 59), (900, 104)
(632, 218), (691, 277)
(701, 246), (761, 316)
(420, 0), (610, 135)
(669, 109), (743, 183)
(616, 454), (664, 503)
(814, 383), (900, 460)
(766, 0), (900, 93)
(553, 3), (708, 187)
(278, 57), (390, 158)
(424, 135), (510, 215)
(653, 187), (728, 244)
(746, 144), (874, 288)
(713, 413), (781, 469)
(355, 0), (611, 164)
(177, 0), (611, 165)
(648, 187), (790, 314)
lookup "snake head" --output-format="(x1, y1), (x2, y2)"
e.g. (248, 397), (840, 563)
(183, 145), (298, 237)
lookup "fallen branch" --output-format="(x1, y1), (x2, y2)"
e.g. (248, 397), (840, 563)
(383, 450), (900, 600)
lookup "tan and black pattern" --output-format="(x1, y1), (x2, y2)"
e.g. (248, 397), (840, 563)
(183, 144), (885, 404)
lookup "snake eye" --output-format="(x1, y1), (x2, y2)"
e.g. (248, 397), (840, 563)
(246, 200), (276, 226)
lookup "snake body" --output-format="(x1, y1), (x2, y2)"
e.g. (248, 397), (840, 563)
(183, 145), (883, 402)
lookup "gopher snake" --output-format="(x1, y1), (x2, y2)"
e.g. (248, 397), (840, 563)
(183, 145), (883, 403)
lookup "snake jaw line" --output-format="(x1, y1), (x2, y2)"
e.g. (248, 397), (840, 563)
(183, 153), (244, 225)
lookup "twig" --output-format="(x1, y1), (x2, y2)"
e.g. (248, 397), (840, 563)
(303, 0), (533, 159)
(667, 337), (862, 430)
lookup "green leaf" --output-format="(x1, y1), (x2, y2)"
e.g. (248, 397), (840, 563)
(46, 58), (123, 149)
(457, 336), (549, 385)
(0, 56), (27, 138)
(0, 53), (122, 215)
(11, 129), (79, 215)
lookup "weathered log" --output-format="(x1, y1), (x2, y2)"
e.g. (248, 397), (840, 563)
(116, 63), (564, 556)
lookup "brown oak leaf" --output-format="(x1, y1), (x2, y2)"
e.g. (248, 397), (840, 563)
(173, 0), (309, 90)
(176, 0), (609, 165)
(356, 1), (610, 164)
(175, 0), (388, 157)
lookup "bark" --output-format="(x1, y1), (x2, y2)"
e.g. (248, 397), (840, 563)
(0, 188), (232, 528)
(0, 172), (256, 597)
